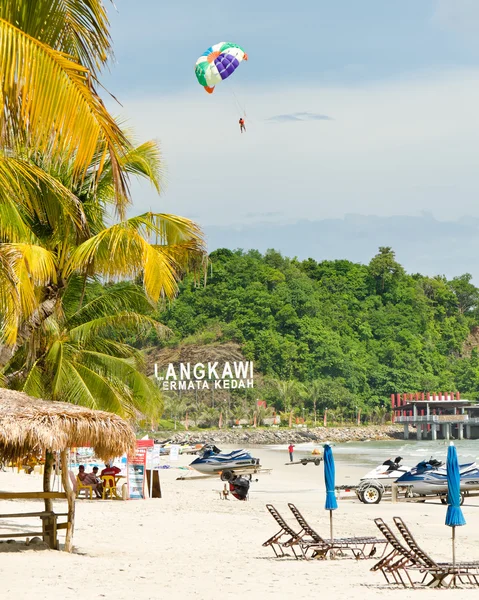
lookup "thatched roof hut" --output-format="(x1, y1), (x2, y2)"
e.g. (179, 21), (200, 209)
(0, 389), (137, 552)
(0, 389), (136, 461)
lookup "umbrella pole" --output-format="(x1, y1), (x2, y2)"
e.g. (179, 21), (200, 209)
(330, 509), (333, 541)
(452, 526), (456, 587)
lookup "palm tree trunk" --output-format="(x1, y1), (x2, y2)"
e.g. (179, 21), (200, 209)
(0, 296), (58, 366)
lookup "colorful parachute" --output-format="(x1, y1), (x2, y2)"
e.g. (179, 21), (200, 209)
(195, 42), (248, 94)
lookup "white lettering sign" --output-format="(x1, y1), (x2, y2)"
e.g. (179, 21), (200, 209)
(154, 361), (254, 391)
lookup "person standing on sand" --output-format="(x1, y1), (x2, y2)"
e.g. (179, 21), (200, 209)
(288, 443), (295, 462)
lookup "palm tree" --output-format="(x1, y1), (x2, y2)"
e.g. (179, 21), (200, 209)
(199, 407), (219, 428)
(0, 3), (206, 419)
(268, 378), (303, 413)
(6, 282), (165, 419)
(0, 140), (205, 417)
(304, 379), (326, 426)
(0, 139), (205, 362)
(0, 1), (131, 205)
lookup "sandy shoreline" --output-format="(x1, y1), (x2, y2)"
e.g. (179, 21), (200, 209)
(1, 447), (479, 599)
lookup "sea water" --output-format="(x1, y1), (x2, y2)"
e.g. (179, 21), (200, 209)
(230, 439), (479, 494)
(264, 439), (479, 469)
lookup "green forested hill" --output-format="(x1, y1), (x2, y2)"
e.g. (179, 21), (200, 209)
(149, 247), (479, 418)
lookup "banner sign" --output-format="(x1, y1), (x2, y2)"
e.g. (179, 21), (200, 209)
(154, 361), (254, 391)
(169, 445), (180, 461)
(146, 444), (162, 470)
(127, 440), (153, 500)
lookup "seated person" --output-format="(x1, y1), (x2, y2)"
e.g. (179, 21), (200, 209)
(101, 462), (121, 478)
(78, 465), (101, 498)
(91, 466), (104, 496)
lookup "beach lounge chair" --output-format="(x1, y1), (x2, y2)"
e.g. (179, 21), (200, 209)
(263, 504), (330, 559)
(288, 503), (388, 560)
(372, 518), (479, 588)
(393, 516), (479, 588)
(371, 518), (421, 587)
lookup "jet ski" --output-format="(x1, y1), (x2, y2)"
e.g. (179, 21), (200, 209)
(395, 457), (479, 496)
(189, 444), (261, 479)
(357, 456), (412, 504)
(360, 456), (411, 483)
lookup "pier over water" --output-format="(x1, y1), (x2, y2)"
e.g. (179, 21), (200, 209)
(391, 392), (479, 440)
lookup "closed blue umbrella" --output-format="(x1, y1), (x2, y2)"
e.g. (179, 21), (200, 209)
(323, 444), (338, 540)
(445, 442), (466, 581)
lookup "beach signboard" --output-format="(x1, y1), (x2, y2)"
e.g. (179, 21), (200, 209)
(154, 360), (254, 391)
(169, 444), (180, 461)
(127, 440), (153, 500)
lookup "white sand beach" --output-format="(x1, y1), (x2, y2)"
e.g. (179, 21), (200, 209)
(1, 446), (479, 600)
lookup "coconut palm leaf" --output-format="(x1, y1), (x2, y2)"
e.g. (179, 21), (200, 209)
(66, 213), (206, 302)
(92, 140), (165, 202)
(0, 16), (130, 206)
(0, 246), (20, 347)
(68, 311), (168, 344)
(0, 153), (88, 241)
(66, 283), (153, 323)
(0, 243), (58, 345)
(0, 0), (112, 75)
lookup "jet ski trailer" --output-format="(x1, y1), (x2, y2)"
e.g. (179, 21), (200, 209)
(352, 457), (479, 504)
(355, 456), (411, 504)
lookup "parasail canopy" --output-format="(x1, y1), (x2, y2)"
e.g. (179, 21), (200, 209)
(195, 42), (248, 94)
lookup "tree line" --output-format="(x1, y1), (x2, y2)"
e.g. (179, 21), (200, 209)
(146, 246), (479, 426)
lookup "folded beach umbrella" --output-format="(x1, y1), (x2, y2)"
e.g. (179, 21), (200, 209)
(445, 442), (466, 582)
(323, 444), (338, 540)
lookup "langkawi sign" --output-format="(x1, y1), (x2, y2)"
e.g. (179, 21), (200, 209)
(154, 361), (254, 391)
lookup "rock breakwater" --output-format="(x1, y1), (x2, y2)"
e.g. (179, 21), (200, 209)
(154, 425), (403, 445)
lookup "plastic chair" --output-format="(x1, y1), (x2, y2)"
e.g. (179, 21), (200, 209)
(76, 476), (93, 499)
(101, 475), (120, 499)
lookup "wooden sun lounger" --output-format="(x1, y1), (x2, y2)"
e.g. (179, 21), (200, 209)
(288, 503), (388, 560)
(372, 518), (479, 588)
(263, 504), (330, 559)
(371, 518), (422, 587)
(393, 516), (479, 588)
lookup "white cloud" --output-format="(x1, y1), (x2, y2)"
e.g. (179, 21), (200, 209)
(266, 112), (333, 123)
(433, 0), (479, 33)
(112, 68), (479, 228)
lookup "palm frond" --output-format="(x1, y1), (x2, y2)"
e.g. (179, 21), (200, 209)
(0, 245), (20, 345)
(68, 362), (138, 417)
(0, 153), (88, 240)
(21, 361), (46, 398)
(95, 140), (165, 201)
(0, 17), (130, 210)
(78, 338), (146, 367)
(68, 311), (169, 344)
(67, 283), (153, 325)
(0, 0), (112, 75)
(0, 243), (58, 344)
(65, 213), (206, 302)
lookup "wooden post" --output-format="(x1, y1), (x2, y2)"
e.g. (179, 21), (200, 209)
(391, 483), (398, 503)
(43, 450), (54, 513)
(60, 449), (75, 553)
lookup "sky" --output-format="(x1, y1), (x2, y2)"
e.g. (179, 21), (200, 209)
(102, 0), (479, 278)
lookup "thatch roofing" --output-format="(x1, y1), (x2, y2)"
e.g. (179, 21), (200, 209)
(0, 389), (136, 461)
